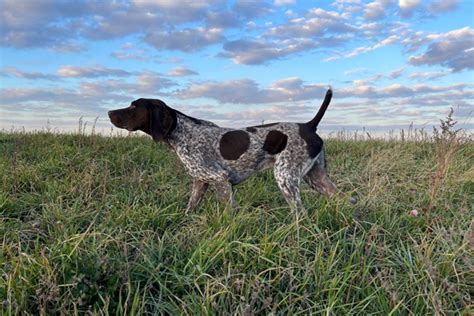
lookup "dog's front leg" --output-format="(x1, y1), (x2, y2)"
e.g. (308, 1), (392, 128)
(186, 179), (209, 213)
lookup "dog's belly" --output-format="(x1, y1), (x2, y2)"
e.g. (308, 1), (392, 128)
(223, 150), (276, 185)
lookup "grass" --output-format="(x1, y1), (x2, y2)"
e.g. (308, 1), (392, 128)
(0, 122), (473, 314)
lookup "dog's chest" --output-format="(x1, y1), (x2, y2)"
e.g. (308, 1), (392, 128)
(170, 127), (224, 176)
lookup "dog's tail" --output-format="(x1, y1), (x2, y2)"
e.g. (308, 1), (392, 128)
(306, 88), (332, 132)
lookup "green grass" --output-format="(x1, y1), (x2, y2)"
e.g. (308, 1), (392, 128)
(0, 130), (472, 315)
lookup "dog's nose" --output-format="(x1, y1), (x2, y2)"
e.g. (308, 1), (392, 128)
(108, 110), (113, 117)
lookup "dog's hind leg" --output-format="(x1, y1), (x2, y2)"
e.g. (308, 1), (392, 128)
(213, 181), (234, 209)
(304, 163), (339, 197)
(304, 163), (357, 204)
(273, 159), (306, 213)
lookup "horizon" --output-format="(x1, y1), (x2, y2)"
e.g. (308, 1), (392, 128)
(1, 0), (473, 134)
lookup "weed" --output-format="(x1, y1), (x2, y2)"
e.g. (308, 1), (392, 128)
(427, 108), (461, 215)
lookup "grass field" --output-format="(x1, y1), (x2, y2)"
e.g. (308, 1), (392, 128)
(1, 121), (473, 314)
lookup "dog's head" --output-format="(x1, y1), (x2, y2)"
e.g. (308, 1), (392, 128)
(108, 99), (177, 142)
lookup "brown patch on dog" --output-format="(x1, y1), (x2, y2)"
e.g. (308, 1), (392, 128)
(219, 130), (250, 160)
(298, 124), (323, 158)
(263, 130), (288, 154)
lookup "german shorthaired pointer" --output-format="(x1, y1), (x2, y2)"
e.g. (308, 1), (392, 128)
(109, 89), (350, 213)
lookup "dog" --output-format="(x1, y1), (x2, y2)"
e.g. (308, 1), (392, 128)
(109, 89), (351, 213)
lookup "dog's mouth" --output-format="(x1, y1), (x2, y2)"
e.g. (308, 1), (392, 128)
(115, 123), (134, 132)
(108, 111), (131, 130)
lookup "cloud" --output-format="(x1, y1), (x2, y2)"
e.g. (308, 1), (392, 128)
(176, 75), (473, 111)
(145, 27), (224, 52)
(131, 0), (218, 23)
(0, 67), (58, 80)
(134, 71), (176, 94)
(428, 0), (459, 13)
(220, 32), (352, 65)
(339, 80), (471, 99)
(51, 42), (86, 53)
(364, 0), (390, 21)
(0, 70), (177, 118)
(408, 27), (474, 71)
(398, 0), (421, 17)
(0, 86), (129, 113)
(2, 76), (472, 133)
(220, 38), (315, 65)
(205, 11), (241, 29)
(57, 66), (132, 78)
(0, 0), (227, 51)
(0, 0), (89, 48)
(176, 79), (266, 103)
(194, 104), (313, 126)
(332, 0), (365, 15)
(167, 67), (198, 77)
(401, 30), (432, 53)
(219, 6), (358, 65)
(178, 82), (474, 129)
(111, 49), (151, 61)
(267, 8), (355, 38)
(233, 0), (273, 19)
(176, 77), (328, 104)
(274, 0), (295, 6)
(111, 42), (153, 61)
(388, 67), (405, 79)
(0, 71), (176, 109)
(345, 35), (399, 58)
(80, 72), (177, 96)
(408, 71), (448, 80)
(81, 1), (221, 40)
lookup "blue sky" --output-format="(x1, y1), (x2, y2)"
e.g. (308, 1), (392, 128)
(1, 0), (473, 134)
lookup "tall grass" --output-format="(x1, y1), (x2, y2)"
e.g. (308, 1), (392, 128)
(0, 122), (472, 314)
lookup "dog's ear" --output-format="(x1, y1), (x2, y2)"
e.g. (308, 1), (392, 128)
(149, 100), (177, 142)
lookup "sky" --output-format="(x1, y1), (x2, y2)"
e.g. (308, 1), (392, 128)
(0, 0), (473, 135)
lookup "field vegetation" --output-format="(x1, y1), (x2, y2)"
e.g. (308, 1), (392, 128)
(1, 115), (473, 314)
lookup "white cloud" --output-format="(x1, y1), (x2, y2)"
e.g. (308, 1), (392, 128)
(134, 71), (176, 94)
(274, 0), (295, 6)
(167, 67), (198, 77)
(176, 77), (328, 104)
(345, 35), (399, 58)
(364, 1), (388, 21)
(145, 27), (224, 52)
(1, 67), (58, 80)
(57, 66), (132, 78)
(221, 7), (356, 65)
(339, 80), (471, 99)
(429, 0), (459, 13)
(265, 7), (355, 39)
(388, 67), (405, 79)
(408, 27), (474, 71)
(408, 71), (448, 80)
(398, 0), (421, 17)
(399, 0), (420, 10)
(220, 38), (317, 65)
